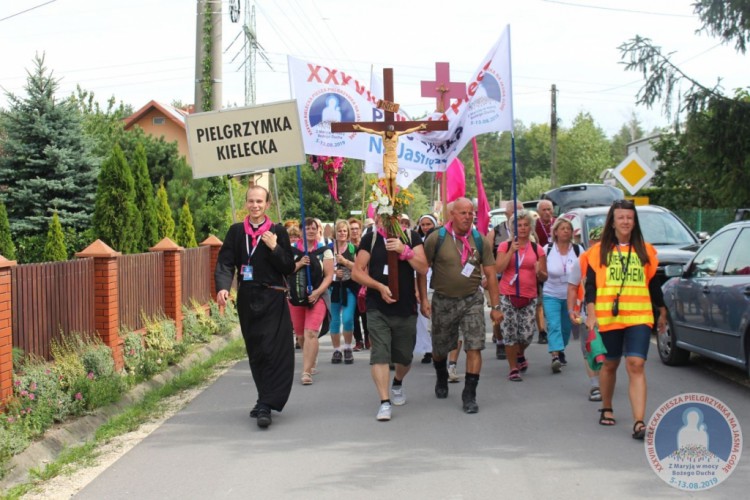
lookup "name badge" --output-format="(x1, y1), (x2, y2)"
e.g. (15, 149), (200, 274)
(461, 263), (476, 278)
(383, 265), (389, 276)
(241, 265), (254, 281)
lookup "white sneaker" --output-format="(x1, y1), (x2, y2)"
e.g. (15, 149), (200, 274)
(376, 402), (392, 421)
(448, 363), (459, 383)
(390, 386), (406, 406)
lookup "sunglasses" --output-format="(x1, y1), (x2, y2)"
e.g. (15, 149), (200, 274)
(612, 199), (635, 209)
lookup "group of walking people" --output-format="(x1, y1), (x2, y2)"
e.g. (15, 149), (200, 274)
(215, 185), (666, 438)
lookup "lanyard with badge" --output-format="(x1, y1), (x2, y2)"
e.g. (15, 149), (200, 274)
(508, 244), (528, 285)
(241, 234), (259, 281)
(453, 230), (478, 278)
(611, 244), (632, 316)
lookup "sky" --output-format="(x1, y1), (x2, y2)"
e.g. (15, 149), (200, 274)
(1, 0), (746, 139)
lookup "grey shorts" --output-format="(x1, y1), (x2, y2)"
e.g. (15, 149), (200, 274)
(500, 295), (538, 347)
(366, 309), (417, 366)
(431, 289), (486, 357)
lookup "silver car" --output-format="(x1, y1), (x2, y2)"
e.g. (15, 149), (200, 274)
(660, 220), (750, 376)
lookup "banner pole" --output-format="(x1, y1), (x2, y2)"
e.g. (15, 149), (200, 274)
(296, 165), (313, 295)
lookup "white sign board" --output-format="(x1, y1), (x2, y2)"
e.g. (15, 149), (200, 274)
(612, 152), (654, 195)
(185, 100), (306, 179)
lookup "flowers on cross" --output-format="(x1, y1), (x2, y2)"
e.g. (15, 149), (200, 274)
(369, 178), (413, 242)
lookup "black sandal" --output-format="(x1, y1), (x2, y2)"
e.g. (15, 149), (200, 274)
(598, 408), (616, 426)
(632, 420), (646, 440)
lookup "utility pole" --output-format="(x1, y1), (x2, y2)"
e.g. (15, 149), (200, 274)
(550, 84), (558, 188)
(194, 0), (223, 112)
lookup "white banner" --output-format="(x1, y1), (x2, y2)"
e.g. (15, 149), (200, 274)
(288, 24), (513, 173)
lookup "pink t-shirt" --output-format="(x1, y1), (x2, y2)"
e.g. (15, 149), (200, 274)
(498, 241), (544, 298)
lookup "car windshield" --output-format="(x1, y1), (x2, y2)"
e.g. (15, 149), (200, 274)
(638, 211), (696, 246)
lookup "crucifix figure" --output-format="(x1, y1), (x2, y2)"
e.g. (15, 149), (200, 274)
(331, 68), (448, 300)
(420, 62), (467, 113)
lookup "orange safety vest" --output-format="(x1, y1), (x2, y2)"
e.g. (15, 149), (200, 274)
(587, 242), (658, 331)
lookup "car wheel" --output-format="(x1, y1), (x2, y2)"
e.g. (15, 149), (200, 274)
(657, 312), (690, 366)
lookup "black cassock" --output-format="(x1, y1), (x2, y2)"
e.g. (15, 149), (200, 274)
(215, 221), (295, 412)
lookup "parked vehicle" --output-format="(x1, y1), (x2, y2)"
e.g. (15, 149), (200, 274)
(659, 220), (750, 376)
(561, 205), (700, 288)
(542, 183), (624, 215)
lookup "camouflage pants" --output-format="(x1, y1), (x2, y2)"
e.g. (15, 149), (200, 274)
(431, 289), (486, 357)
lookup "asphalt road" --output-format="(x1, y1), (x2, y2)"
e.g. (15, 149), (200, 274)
(75, 319), (749, 499)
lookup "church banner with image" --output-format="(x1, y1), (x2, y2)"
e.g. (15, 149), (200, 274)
(287, 24), (513, 173)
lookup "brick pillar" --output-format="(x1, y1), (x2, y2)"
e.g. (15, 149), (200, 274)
(200, 235), (223, 299)
(150, 238), (183, 340)
(0, 255), (16, 402)
(75, 240), (123, 371)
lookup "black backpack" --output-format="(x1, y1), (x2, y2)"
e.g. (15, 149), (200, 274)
(288, 244), (330, 306)
(545, 243), (582, 258)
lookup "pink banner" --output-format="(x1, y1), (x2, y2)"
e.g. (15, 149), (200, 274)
(446, 158), (466, 203)
(472, 137), (490, 235)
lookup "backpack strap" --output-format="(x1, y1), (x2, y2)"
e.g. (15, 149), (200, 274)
(544, 242), (581, 257)
(470, 228), (484, 261)
(430, 226), (448, 262)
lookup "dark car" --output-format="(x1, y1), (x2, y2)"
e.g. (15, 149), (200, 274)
(561, 205), (700, 288)
(659, 220), (750, 376)
(542, 184), (624, 215)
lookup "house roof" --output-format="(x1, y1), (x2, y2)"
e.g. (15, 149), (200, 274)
(123, 100), (188, 130)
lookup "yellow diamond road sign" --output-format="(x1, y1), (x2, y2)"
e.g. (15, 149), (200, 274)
(612, 152), (654, 195)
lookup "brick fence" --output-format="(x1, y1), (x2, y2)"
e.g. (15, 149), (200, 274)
(0, 236), (223, 402)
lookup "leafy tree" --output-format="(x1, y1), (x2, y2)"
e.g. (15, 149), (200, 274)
(557, 112), (613, 185)
(176, 200), (198, 248)
(155, 179), (175, 240)
(515, 122), (552, 182)
(610, 113), (646, 160)
(0, 54), (98, 240)
(132, 143), (158, 251)
(93, 144), (138, 253)
(0, 200), (16, 260)
(519, 175), (552, 202)
(619, 1), (750, 207)
(43, 211), (67, 262)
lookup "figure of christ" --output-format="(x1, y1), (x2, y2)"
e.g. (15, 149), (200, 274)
(352, 123), (427, 200)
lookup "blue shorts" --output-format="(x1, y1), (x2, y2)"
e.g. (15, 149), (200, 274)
(600, 324), (652, 360)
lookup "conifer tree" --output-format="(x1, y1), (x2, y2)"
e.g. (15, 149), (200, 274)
(42, 211), (67, 262)
(131, 143), (158, 251)
(155, 179), (175, 240)
(0, 200), (17, 260)
(92, 144), (138, 253)
(0, 54), (97, 239)
(176, 199), (198, 248)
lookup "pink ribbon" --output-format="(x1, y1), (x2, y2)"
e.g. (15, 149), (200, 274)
(244, 217), (273, 247)
(445, 221), (471, 265)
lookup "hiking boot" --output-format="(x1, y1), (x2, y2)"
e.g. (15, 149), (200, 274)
(538, 330), (548, 344)
(332, 350), (343, 364)
(462, 378), (479, 414)
(435, 380), (449, 399)
(249, 403), (260, 418)
(376, 402), (392, 421)
(390, 386), (406, 406)
(343, 348), (354, 364)
(256, 408), (272, 428)
(448, 363), (459, 383)
(352, 341), (364, 352)
(421, 352), (433, 364)
(551, 357), (562, 374)
(559, 351), (567, 365)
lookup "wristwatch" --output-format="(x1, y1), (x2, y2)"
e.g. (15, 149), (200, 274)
(492, 304), (502, 311)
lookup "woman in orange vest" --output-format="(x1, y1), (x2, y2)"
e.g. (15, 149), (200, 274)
(584, 200), (667, 440)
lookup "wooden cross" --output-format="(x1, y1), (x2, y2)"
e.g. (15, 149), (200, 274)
(331, 68), (447, 300)
(420, 62), (467, 113)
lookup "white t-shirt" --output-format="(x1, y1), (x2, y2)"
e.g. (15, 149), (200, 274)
(568, 257), (582, 286)
(543, 244), (579, 300)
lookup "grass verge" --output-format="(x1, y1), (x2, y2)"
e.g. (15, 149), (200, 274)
(1, 338), (247, 500)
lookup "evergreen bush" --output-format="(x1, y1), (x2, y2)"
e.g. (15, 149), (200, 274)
(155, 179), (175, 240)
(0, 200), (16, 260)
(93, 144), (138, 253)
(42, 211), (68, 262)
(176, 199), (198, 248)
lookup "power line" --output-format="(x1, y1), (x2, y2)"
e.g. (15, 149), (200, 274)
(0, 0), (57, 23)
(540, 0), (694, 18)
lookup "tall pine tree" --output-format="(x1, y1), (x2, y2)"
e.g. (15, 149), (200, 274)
(0, 54), (98, 239)
(0, 200), (17, 260)
(42, 211), (67, 262)
(176, 199), (198, 248)
(155, 179), (175, 240)
(93, 144), (138, 253)
(131, 143), (158, 251)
